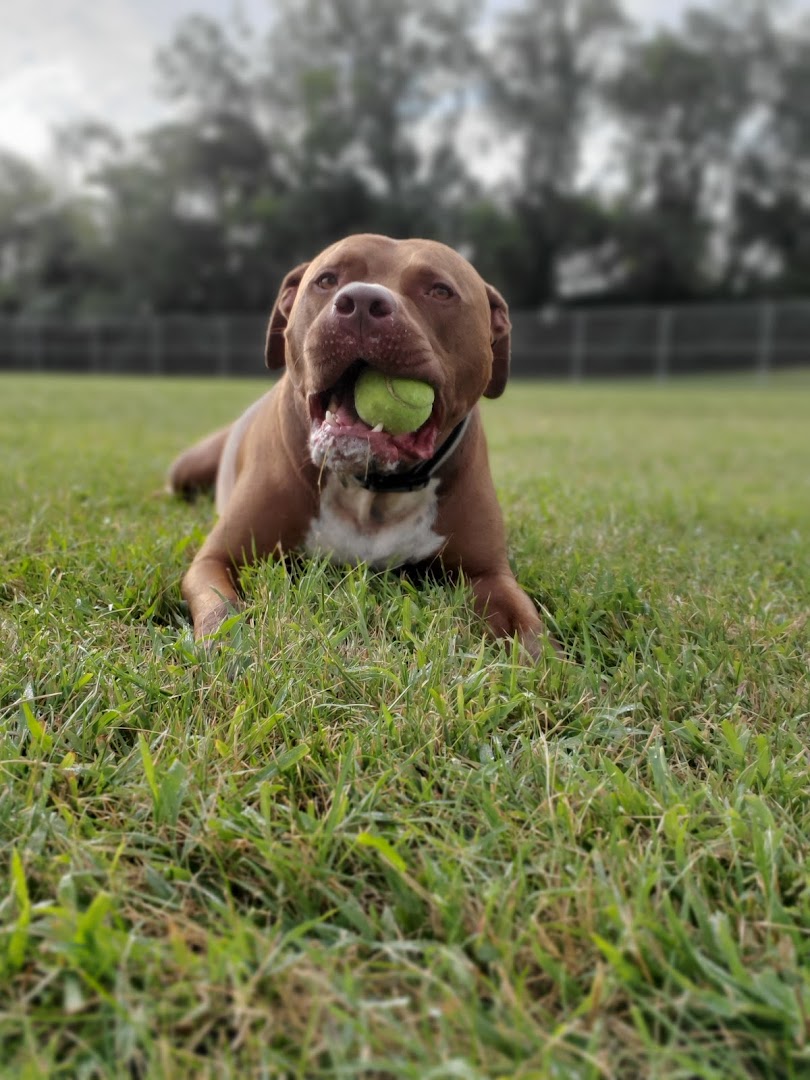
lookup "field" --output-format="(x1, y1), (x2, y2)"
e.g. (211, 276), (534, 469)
(1, 371), (808, 1078)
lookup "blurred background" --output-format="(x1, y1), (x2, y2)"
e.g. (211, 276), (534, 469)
(1, 0), (809, 378)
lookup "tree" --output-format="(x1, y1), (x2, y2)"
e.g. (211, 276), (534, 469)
(729, 5), (810, 294)
(260, 0), (479, 240)
(108, 3), (480, 308)
(8, 0), (810, 317)
(610, 9), (749, 297)
(0, 149), (108, 316)
(474, 0), (628, 305)
(0, 152), (57, 313)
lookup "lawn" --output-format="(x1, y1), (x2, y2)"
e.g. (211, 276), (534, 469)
(0, 371), (808, 1078)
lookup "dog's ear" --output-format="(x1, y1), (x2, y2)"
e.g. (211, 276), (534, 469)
(265, 261), (311, 369)
(484, 283), (511, 398)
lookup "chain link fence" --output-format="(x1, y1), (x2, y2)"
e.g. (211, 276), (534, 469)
(0, 301), (808, 379)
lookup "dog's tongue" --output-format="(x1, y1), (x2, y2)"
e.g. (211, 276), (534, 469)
(315, 385), (438, 465)
(316, 412), (437, 463)
(374, 422), (438, 462)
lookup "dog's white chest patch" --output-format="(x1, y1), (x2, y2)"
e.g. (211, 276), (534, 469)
(304, 474), (444, 569)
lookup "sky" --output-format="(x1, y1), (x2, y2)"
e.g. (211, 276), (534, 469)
(0, 0), (804, 167)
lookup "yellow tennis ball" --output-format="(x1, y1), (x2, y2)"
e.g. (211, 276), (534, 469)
(354, 370), (435, 435)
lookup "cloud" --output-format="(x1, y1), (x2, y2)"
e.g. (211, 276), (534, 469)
(0, 61), (97, 159)
(0, 0), (161, 162)
(0, 0), (275, 163)
(1, 0), (807, 170)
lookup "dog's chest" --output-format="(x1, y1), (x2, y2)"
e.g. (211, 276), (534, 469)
(303, 474), (444, 569)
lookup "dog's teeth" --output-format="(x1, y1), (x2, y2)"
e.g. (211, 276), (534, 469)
(371, 423), (384, 433)
(328, 396), (339, 414)
(325, 409), (335, 424)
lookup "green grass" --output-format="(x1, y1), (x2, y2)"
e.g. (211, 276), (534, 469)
(0, 371), (808, 1078)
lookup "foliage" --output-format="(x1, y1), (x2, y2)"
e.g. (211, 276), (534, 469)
(0, 371), (808, 1075)
(1, 0), (810, 313)
(731, 6), (810, 294)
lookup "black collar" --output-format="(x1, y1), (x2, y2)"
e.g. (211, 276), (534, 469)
(354, 415), (470, 494)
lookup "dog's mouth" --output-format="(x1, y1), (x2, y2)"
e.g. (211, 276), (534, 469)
(307, 362), (441, 471)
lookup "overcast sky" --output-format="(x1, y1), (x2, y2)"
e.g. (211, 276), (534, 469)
(0, 0), (805, 165)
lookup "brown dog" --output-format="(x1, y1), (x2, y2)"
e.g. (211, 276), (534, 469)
(169, 234), (555, 658)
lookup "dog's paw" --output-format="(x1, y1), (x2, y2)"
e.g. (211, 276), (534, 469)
(195, 600), (244, 642)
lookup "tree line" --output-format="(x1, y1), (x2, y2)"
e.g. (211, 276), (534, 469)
(1, 0), (809, 317)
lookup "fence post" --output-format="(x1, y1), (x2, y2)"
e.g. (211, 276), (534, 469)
(655, 307), (672, 381)
(12, 318), (22, 370)
(149, 318), (162, 375)
(88, 320), (101, 373)
(31, 320), (42, 372)
(571, 310), (586, 381)
(217, 316), (229, 377)
(756, 302), (774, 380)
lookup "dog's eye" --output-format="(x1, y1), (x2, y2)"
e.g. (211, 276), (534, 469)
(315, 271), (338, 289)
(429, 282), (455, 300)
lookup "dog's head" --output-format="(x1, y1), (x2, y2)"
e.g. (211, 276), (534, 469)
(265, 234), (511, 475)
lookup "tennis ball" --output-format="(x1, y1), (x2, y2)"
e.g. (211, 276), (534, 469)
(354, 370), (435, 435)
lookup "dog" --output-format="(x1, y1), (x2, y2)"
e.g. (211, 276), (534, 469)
(169, 234), (556, 658)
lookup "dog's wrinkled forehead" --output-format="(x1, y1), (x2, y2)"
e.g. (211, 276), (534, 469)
(299, 234), (488, 304)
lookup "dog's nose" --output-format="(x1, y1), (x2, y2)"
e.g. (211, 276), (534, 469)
(333, 283), (397, 322)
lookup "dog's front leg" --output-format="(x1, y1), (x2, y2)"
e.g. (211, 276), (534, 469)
(180, 466), (311, 640)
(182, 549), (244, 639)
(467, 569), (552, 660)
(436, 453), (560, 660)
